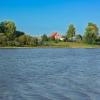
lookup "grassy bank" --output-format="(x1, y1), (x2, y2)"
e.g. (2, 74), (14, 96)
(0, 42), (100, 48)
(41, 42), (100, 48)
(48, 42), (100, 48)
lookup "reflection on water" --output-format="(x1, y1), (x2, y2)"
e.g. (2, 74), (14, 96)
(0, 48), (100, 100)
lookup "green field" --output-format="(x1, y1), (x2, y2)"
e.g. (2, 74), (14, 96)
(38, 41), (100, 48)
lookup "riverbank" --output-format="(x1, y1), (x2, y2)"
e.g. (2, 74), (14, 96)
(0, 42), (100, 48)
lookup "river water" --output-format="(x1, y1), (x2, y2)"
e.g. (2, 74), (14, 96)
(0, 48), (100, 100)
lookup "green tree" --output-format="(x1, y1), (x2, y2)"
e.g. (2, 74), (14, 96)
(84, 23), (99, 44)
(76, 34), (82, 42)
(17, 35), (27, 45)
(0, 35), (8, 46)
(41, 34), (48, 41)
(16, 35), (39, 46)
(15, 31), (25, 37)
(0, 21), (16, 39)
(32, 37), (38, 46)
(66, 24), (75, 39)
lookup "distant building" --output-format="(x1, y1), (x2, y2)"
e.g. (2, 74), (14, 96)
(68, 36), (77, 42)
(50, 32), (58, 40)
(50, 32), (65, 41)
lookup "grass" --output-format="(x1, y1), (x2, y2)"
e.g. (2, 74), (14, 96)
(0, 42), (100, 48)
(40, 41), (100, 48)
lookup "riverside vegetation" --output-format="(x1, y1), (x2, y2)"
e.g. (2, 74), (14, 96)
(0, 20), (100, 48)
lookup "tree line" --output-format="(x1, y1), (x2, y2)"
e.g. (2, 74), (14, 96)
(66, 23), (100, 44)
(0, 21), (39, 47)
(0, 20), (100, 47)
(40, 22), (100, 45)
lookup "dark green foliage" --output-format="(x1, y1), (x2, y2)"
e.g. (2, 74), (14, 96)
(0, 21), (16, 38)
(15, 31), (25, 37)
(41, 34), (48, 41)
(76, 34), (82, 42)
(95, 36), (100, 45)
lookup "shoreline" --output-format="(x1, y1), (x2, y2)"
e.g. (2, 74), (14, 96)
(0, 46), (100, 49)
(0, 42), (100, 48)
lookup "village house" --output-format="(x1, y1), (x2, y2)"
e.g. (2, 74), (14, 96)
(68, 36), (77, 42)
(50, 32), (65, 41)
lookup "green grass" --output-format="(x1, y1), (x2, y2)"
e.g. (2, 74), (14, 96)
(40, 41), (100, 48)
(0, 41), (100, 48)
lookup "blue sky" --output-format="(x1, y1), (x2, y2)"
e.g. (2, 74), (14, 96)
(0, 0), (100, 35)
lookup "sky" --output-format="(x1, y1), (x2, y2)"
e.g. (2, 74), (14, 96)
(0, 0), (100, 35)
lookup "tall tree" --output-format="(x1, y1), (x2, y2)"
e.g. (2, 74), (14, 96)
(84, 23), (99, 44)
(66, 24), (75, 39)
(0, 21), (16, 39)
(41, 34), (48, 41)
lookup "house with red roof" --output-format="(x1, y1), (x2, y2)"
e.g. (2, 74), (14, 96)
(50, 32), (65, 41)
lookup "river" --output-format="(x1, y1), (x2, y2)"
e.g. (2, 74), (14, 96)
(0, 48), (100, 100)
